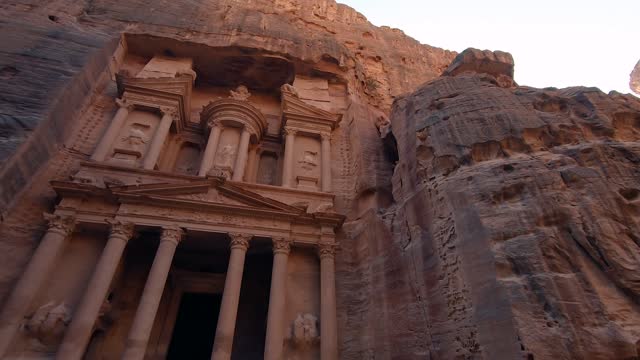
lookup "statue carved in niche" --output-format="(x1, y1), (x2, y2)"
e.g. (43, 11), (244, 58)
(289, 313), (319, 347)
(298, 151), (318, 173)
(25, 302), (71, 349)
(121, 125), (148, 152)
(216, 145), (236, 168)
(281, 83), (299, 98)
(229, 85), (251, 101)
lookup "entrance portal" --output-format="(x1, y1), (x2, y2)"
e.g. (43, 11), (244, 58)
(167, 292), (222, 359)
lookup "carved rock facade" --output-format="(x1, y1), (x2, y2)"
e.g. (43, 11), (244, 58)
(0, 1), (639, 360)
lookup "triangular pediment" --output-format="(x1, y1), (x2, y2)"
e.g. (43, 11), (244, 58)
(108, 178), (304, 214)
(281, 92), (341, 127)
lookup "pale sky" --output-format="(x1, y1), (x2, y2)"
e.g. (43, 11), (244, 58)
(338, 0), (639, 94)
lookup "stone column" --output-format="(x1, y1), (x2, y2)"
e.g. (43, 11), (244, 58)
(264, 237), (292, 360)
(122, 227), (183, 360)
(231, 128), (251, 182)
(199, 120), (223, 176)
(211, 233), (251, 360)
(142, 107), (175, 170)
(281, 128), (296, 187)
(56, 221), (135, 360)
(318, 243), (338, 360)
(320, 132), (332, 192)
(245, 146), (258, 183)
(91, 98), (132, 162)
(0, 214), (75, 357)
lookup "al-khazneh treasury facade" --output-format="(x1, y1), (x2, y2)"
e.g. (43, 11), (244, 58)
(0, 37), (347, 360)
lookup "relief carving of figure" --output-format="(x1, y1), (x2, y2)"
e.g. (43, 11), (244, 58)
(25, 302), (71, 348)
(290, 313), (319, 347)
(229, 85), (251, 101)
(216, 145), (236, 168)
(298, 151), (318, 172)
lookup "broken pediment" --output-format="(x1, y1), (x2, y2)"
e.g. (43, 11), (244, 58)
(281, 91), (342, 133)
(116, 73), (195, 132)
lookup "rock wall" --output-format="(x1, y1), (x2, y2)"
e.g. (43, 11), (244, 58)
(632, 60), (640, 95)
(381, 50), (640, 358)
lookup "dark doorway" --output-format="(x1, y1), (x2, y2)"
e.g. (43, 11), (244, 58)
(167, 292), (221, 359)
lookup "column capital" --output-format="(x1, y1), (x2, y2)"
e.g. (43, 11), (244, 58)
(317, 243), (338, 259)
(272, 237), (293, 255)
(229, 233), (252, 251)
(159, 106), (177, 118)
(115, 98), (134, 111)
(106, 220), (135, 241)
(43, 213), (76, 237)
(320, 132), (332, 141)
(283, 127), (297, 137)
(161, 226), (184, 245)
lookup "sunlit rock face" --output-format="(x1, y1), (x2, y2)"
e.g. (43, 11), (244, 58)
(631, 60), (640, 95)
(386, 49), (640, 359)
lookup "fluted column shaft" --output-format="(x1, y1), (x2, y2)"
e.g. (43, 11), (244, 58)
(231, 128), (251, 182)
(282, 129), (296, 187)
(92, 98), (132, 162)
(320, 132), (332, 192)
(199, 122), (223, 176)
(142, 108), (174, 170)
(319, 243), (338, 360)
(264, 238), (292, 360)
(121, 227), (183, 360)
(0, 214), (75, 357)
(56, 221), (135, 360)
(211, 234), (251, 360)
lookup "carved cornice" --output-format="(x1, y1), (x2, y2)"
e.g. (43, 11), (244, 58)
(229, 233), (252, 251)
(161, 226), (184, 245)
(272, 237), (293, 255)
(317, 242), (338, 259)
(43, 213), (76, 237)
(107, 220), (135, 241)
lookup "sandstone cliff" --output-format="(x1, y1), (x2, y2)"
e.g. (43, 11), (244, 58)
(354, 49), (640, 358)
(632, 60), (640, 95)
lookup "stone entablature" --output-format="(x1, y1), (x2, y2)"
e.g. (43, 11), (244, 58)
(58, 162), (342, 245)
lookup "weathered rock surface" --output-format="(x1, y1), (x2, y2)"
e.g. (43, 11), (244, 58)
(442, 47), (515, 88)
(379, 52), (640, 358)
(631, 60), (640, 95)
